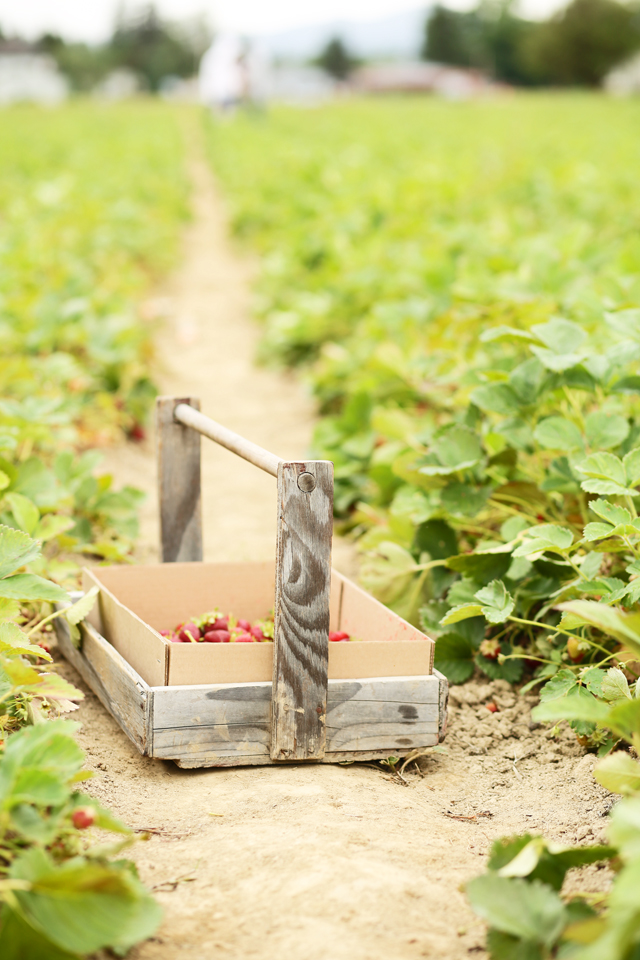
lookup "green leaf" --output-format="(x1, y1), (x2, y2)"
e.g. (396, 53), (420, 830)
(496, 836), (614, 891)
(474, 579), (515, 624)
(0, 525), (41, 579)
(585, 412), (629, 451)
(539, 670), (577, 702)
(446, 551), (512, 585)
(10, 849), (163, 955)
(589, 499), (631, 526)
(359, 541), (418, 605)
(0, 623), (52, 661)
(470, 383), (522, 416)
(532, 687), (610, 725)
(594, 752), (640, 795)
(533, 417), (583, 451)
(601, 667), (632, 703)
(440, 604), (483, 625)
(64, 586), (99, 627)
(583, 522), (616, 542)
(606, 697), (640, 742)
(512, 524), (573, 557)
(531, 317), (587, 355)
(420, 426), (483, 475)
(434, 633), (477, 684)
(576, 452), (636, 497)
(623, 448), (640, 488)
(0, 574), (69, 603)
(466, 874), (566, 946)
(0, 906), (78, 960)
(33, 514), (75, 543)
(5, 493), (40, 536)
(8, 769), (68, 808)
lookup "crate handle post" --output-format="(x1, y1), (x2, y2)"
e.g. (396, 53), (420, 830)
(159, 398), (333, 761)
(156, 397), (203, 563)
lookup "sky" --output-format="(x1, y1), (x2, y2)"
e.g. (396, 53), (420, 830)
(0, 0), (567, 44)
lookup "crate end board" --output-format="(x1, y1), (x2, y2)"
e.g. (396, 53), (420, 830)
(54, 619), (447, 769)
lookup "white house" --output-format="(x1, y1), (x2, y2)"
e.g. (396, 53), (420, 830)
(0, 39), (68, 106)
(605, 52), (640, 96)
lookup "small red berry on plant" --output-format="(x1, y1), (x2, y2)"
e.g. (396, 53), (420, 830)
(72, 806), (97, 829)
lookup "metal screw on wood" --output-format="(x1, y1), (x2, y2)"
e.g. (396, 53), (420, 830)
(297, 472), (316, 492)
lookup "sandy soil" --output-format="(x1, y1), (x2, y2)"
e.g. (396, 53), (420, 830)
(61, 132), (612, 960)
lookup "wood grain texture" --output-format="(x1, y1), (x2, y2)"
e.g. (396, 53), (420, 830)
(435, 668), (449, 742)
(156, 396), (203, 563)
(271, 460), (333, 761)
(151, 675), (440, 763)
(53, 616), (152, 754)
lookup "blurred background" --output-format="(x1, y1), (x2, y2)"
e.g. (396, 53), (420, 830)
(1, 0), (640, 105)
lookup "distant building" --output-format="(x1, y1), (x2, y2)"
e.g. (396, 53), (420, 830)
(351, 61), (495, 100)
(267, 65), (337, 105)
(605, 53), (640, 96)
(97, 68), (140, 101)
(0, 39), (68, 105)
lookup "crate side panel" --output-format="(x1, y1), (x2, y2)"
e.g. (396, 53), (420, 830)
(54, 617), (150, 754)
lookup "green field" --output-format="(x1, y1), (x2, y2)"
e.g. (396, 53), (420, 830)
(208, 94), (640, 687)
(0, 102), (187, 572)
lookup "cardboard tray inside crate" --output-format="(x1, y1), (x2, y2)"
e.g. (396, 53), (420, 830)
(83, 562), (434, 687)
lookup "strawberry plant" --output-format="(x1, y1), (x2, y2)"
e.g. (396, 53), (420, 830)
(206, 99), (640, 693)
(0, 524), (162, 956)
(466, 607), (640, 958)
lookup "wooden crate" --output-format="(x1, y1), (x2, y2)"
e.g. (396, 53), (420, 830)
(55, 397), (448, 768)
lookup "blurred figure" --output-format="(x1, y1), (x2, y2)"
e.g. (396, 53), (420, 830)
(199, 33), (244, 112)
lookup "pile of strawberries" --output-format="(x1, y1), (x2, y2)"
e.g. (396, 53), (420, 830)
(160, 610), (352, 644)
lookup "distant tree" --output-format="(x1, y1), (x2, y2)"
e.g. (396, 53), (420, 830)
(109, 4), (196, 90)
(316, 37), (355, 80)
(422, 6), (473, 65)
(525, 0), (640, 85)
(37, 34), (112, 91)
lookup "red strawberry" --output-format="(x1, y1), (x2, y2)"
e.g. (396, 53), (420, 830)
(250, 626), (264, 640)
(237, 619), (251, 631)
(234, 633), (253, 642)
(329, 631), (350, 642)
(204, 630), (231, 643)
(178, 624), (201, 643)
(486, 702), (499, 713)
(72, 806), (97, 829)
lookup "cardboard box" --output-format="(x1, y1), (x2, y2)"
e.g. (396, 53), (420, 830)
(83, 562), (434, 687)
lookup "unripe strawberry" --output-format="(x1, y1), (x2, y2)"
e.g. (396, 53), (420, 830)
(567, 637), (585, 663)
(72, 806), (96, 829)
(479, 639), (501, 660)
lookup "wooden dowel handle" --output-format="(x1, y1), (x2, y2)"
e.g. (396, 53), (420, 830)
(173, 403), (281, 477)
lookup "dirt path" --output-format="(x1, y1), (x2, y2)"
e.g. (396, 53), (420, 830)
(62, 134), (611, 960)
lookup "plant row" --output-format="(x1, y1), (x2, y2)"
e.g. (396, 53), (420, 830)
(0, 102), (189, 954)
(207, 97), (640, 703)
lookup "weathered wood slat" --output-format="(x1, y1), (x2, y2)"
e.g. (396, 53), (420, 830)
(271, 460), (333, 761)
(156, 396), (203, 563)
(150, 675), (440, 761)
(53, 617), (151, 754)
